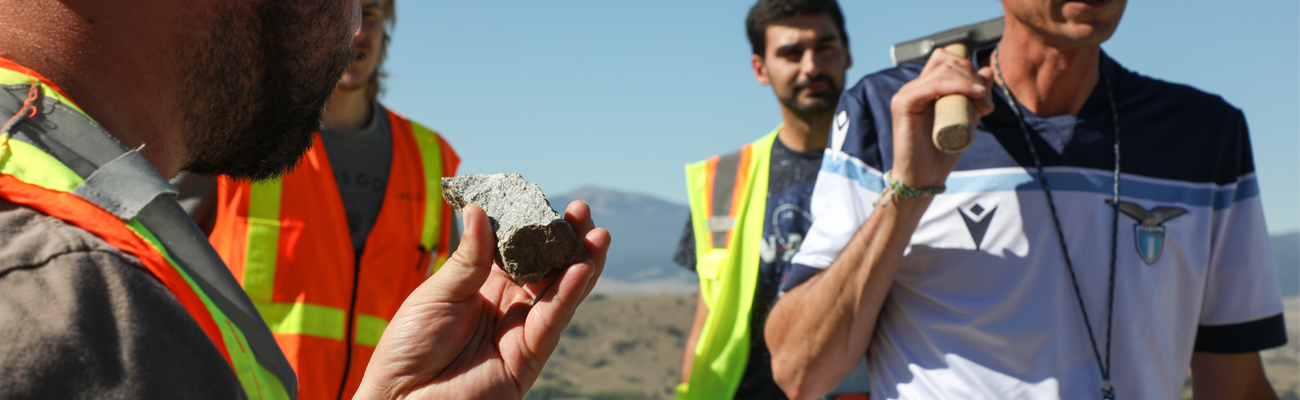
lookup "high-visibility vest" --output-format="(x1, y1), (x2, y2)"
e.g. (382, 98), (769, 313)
(677, 128), (777, 400)
(0, 58), (295, 399)
(208, 109), (459, 400)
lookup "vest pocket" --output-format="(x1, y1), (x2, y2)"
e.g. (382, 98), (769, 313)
(697, 250), (728, 280)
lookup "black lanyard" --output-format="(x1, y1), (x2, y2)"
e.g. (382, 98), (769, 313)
(992, 48), (1122, 400)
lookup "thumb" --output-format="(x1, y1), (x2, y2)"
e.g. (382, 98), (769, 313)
(425, 204), (497, 303)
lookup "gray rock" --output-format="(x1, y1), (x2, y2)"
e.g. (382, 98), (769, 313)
(441, 173), (589, 284)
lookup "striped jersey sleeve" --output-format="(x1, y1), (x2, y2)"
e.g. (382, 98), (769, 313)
(780, 71), (900, 293)
(1195, 112), (1287, 352)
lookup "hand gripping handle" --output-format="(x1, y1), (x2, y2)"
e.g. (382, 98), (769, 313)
(930, 43), (975, 153)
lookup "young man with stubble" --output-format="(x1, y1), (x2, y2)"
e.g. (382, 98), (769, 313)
(675, 1), (868, 399)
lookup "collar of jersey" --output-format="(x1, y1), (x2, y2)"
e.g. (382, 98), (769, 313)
(972, 46), (1126, 128)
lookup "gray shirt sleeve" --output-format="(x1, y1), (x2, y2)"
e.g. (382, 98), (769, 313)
(0, 201), (245, 400)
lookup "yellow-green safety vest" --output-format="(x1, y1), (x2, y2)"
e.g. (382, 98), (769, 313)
(677, 127), (778, 400)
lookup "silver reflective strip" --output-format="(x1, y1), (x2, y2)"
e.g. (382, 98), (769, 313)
(710, 152), (741, 219)
(709, 215), (734, 248)
(2, 87), (299, 399)
(707, 216), (735, 232)
(71, 148), (177, 221)
(712, 231), (729, 250)
(709, 150), (743, 249)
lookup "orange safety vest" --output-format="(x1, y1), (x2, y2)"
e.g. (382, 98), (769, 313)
(0, 58), (294, 399)
(208, 109), (459, 400)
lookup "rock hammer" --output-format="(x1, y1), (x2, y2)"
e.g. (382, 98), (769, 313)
(891, 17), (1004, 153)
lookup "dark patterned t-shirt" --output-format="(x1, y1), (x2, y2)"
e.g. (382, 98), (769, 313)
(674, 136), (822, 399)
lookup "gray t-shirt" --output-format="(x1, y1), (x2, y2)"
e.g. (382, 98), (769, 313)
(173, 102), (395, 261)
(0, 199), (246, 399)
(318, 102), (393, 260)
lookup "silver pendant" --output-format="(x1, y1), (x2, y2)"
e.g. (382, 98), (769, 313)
(1101, 379), (1115, 400)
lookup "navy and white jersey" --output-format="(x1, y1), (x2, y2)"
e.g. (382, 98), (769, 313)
(783, 49), (1287, 400)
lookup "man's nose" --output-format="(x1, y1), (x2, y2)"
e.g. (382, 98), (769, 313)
(800, 49), (823, 75)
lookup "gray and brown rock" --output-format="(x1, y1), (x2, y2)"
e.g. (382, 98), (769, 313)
(441, 173), (589, 284)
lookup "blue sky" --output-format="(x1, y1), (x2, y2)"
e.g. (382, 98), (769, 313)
(382, 0), (1299, 234)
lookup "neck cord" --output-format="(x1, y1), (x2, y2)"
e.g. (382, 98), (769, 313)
(992, 48), (1122, 400)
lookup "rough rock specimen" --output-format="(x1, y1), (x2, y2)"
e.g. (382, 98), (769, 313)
(441, 173), (589, 284)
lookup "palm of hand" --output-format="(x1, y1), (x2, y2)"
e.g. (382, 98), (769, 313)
(356, 202), (608, 400)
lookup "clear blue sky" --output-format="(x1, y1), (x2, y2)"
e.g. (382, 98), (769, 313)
(382, 0), (1299, 234)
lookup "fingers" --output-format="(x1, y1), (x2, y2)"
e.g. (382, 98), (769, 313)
(974, 66), (996, 116)
(520, 258), (597, 376)
(578, 227), (611, 299)
(423, 204), (497, 303)
(893, 49), (990, 117)
(565, 200), (595, 236)
(565, 200), (610, 298)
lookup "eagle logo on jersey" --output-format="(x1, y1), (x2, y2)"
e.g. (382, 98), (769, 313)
(1107, 200), (1188, 265)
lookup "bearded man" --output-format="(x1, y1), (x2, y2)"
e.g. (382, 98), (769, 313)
(0, 1), (608, 399)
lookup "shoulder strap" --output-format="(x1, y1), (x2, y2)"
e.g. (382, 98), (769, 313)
(1, 86), (298, 399)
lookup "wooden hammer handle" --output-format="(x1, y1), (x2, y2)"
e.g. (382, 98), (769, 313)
(931, 43), (975, 153)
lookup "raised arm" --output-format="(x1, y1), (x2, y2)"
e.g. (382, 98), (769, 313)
(764, 49), (994, 400)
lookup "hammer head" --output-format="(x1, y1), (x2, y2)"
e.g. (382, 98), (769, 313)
(891, 17), (1004, 66)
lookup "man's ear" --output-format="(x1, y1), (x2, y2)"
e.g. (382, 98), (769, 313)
(752, 54), (770, 85)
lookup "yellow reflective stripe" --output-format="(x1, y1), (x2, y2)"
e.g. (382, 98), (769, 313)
(354, 313), (389, 347)
(242, 179), (283, 303)
(429, 255), (448, 277)
(254, 301), (347, 341)
(409, 121), (443, 251)
(253, 300), (388, 347)
(0, 69), (87, 116)
(128, 222), (290, 400)
(0, 134), (83, 192)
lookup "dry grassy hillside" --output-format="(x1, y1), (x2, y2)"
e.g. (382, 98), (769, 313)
(527, 294), (695, 400)
(530, 294), (1300, 400)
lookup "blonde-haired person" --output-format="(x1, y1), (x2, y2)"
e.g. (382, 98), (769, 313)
(179, 0), (462, 398)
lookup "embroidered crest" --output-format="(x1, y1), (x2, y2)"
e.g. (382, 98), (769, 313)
(1107, 200), (1188, 265)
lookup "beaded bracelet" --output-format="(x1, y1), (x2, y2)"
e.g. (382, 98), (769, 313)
(873, 171), (946, 207)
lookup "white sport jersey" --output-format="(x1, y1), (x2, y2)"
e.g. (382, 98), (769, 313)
(783, 51), (1287, 399)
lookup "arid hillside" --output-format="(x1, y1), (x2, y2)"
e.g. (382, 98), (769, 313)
(528, 294), (1300, 400)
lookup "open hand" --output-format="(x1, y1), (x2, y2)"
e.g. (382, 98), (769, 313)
(353, 201), (611, 400)
(889, 47), (996, 189)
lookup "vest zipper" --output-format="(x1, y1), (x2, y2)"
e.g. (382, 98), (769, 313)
(416, 245), (430, 272)
(336, 253), (363, 400)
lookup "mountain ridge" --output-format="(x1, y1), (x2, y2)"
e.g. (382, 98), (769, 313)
(549, 186), (1300, 297)
(550, 186), (696, 295)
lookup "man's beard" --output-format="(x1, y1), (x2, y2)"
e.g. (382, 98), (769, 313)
(177, 1), (354, 181)
(779, 74), (843, 118)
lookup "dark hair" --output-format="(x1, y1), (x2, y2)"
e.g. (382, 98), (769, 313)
(366, 0), (398, 102)
(746, 0), (849, 57)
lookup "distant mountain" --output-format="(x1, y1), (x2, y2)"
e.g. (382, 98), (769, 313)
(1274, 232), (1299, 297)
(547, 186), (1300, 299)
(551, 187), (695, 292)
